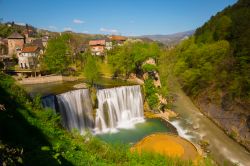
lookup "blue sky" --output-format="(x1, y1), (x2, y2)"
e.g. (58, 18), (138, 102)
(0, 0), (237, 36)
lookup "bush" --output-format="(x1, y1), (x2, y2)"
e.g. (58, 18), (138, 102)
(144, 79), (159, 109)
(142, 64), (158, 72)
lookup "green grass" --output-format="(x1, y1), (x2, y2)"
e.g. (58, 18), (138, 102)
(97, 59), (113, 78)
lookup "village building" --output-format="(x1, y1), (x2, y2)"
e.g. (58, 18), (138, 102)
(18, 45), (40, 69)
(25, 38), (45, 54)
(42, 36), (49, 48)
(105, 38), (113, 50)
(109, 35), (127, 45)
(89, 39), (106, 56)
(7, 32), (25, 57)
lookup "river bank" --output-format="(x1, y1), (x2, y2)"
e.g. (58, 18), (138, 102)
(16, 75), (83, 84)
(131, 133), (200, 161)
(168, 79), (250, 166)
(194, 94), (250, 151)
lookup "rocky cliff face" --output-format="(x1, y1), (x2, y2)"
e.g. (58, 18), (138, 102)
(195, 93), (250, 151)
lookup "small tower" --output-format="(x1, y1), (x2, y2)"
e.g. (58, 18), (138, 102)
(7, 32), (25, 57)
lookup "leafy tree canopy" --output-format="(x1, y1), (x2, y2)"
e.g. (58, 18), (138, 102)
(41, 34), (71, 74)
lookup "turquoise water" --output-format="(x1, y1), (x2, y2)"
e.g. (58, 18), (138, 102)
(96, 118), (176, 145)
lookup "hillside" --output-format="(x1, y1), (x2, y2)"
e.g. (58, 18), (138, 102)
(159, 0), (250, 150)
(139, 30), (195, 45)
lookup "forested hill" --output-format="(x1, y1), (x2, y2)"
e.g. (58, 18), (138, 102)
(196, 0), (250, 97)
(174, 0), (250, 104)
(160, 0), (250, 149)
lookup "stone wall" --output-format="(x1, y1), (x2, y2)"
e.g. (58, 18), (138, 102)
(8, 39), (24, 56)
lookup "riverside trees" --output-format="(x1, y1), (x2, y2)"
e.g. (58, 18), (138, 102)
(108, 40), (160, 78)
(84, 53), (100, 86)
(41, 34), (71, 74)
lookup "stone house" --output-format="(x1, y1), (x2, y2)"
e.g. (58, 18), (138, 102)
(7, 32), (25, 57)
(18, 46), (40, 69)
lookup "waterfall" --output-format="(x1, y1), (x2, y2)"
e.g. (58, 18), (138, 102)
(41, 95), (56, 112)
(95, 85), (144, 133)
(40, 85), (145, 135)
(56, 89), (94, 134)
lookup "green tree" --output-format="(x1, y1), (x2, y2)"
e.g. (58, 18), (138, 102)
(214, 16), (232, 40)
(84, 55), (100, 86)
(108, 41), (160, 77)
(41, 35), (71, 74)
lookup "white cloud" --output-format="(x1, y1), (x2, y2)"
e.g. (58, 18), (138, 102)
(63, 27), (73, 31)
(16, 22), (25, 26)
(73, 19), (84, 24)
(48, 25), (57, 30)
(100, 27), (119, 34)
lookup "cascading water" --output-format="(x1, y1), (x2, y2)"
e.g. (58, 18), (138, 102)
(95, 85), (144, 133)
(40, 85), (145, 134)
(56, 89), (94, 134)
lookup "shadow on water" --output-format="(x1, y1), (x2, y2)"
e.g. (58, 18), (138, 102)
(0, 85), (73, 166)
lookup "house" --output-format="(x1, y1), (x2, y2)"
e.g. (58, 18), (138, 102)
(89, 39), (106, 56)
(105, 38), (112, 50)
(18, 46), (40, 69)
(109, 35), (127, 45)
(29, 38), (44, 54)
(7, 32), (25, 56)
(76, 44), (88, 54)
(42, 36), (49, 48)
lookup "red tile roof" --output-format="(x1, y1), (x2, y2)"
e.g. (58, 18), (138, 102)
(22, 46), (39, 53)
(89, 39), (106, 46)
(110, 35), (127, 41)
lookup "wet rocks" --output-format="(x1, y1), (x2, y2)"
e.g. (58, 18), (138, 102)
(198, 139), (210, 154)
(73, 83), (88, 89)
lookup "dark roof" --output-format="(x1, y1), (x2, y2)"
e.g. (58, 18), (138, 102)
(32, 39), (44, 49)
(8, 32), (24, 39)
